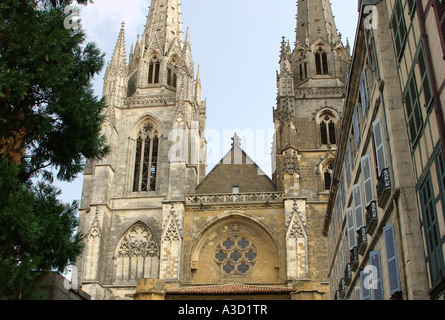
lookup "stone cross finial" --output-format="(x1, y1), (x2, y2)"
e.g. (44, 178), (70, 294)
(232, 133), (242, 148)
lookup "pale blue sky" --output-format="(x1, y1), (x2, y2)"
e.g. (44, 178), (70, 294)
(56, 0), (359, 204)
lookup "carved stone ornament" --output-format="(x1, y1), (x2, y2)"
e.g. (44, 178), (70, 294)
(287, 202), (307, 239)
(284, 151), (300, 175)
(88, 212), (102, 240)
(118, 223), (158, 258)
(163, 217), (180, 242)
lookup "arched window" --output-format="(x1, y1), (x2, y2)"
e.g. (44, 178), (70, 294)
(297, 50), (307, 82)
(133, 121), (160, 192)
(315, 47), (329, 75)
(148, 56), (160, 84)
(324, 163), (334, 190)
(167, 56), (179, 88)
(320, 114), (336, 145)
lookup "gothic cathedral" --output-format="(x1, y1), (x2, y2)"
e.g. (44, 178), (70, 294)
(77, 0), (351, 300)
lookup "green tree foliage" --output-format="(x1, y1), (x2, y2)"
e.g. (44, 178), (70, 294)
(0, 0), (107, 299)
(0, 160), (84, 299)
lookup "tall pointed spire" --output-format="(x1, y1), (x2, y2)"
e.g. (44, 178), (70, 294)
(143, 0), (183, 53)
(103, 21), (127, 106)
(109, 21), (127, 73)
(295, 0), (340, 46)
(195, 65), (201, 103)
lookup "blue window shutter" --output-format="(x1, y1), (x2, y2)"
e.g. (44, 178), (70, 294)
(372, 117), (387, 176)
(353, 106), (361, 147)
(384, 225), (402, 295)
(360, 271), (371, 300)
(346, 207), (357, 250)
(345, 143), (351, 184)
(360, 72), (368, 115)
(370, 250), (384, 300)
(361, 154), (375, 206)
(352, 184), (365, 230)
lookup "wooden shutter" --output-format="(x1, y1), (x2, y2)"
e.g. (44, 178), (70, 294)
(384, 224), (401, 295)
(360, 72), (368, 115)
(354, 286), (362, 300)
(352, 184), (365, 230)
(345, 142), (351, 184)
(353, 106), (361, 147)
(346, 207), (357, 250)
(370, 250), (384, 300)
(434, 0), (445, 58)
(336, 192), (342, 231)
(372, 118), (386, 176)
(360, 270), (371, 300)
(361, 154), (375, 206)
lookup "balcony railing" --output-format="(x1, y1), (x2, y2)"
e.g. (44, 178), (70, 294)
(377, 168), (392, 208)
(350, 246), (359, 272)
(366, 200), (378, 235)
(357, 227), (368, 255)
(186, 192), (284, 205)
(344, 263), (352, 286)
(334, 290), (341, 300)
(339, 278), (347, 299)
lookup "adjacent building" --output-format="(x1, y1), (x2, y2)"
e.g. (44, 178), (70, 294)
(324, 0), (445, 300)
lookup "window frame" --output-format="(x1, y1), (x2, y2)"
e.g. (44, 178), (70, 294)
(390, 0), (408, 60)
(132, 122), (160, 193)
(419, 174), (445, 286)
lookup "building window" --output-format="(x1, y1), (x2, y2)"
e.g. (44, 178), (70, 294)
(299, 62), (308, 82)
(361, 154), (375, 206)
(365, 27), (380, 81)
(433, 0), (445, 57)
(404, 73), (423, 145)
(436, 150), (445, 213)
(324, 164), (334, 190)
(133, 122), (160, 192)
(127, 71), (138, 97)
(320, 114), (336, 145)
(315, 47), (329, 75)
(372, 117), (387, 177)
(419, 174), (445, 286)
(148, 56), (160, 84)
(383, 224), (402, 296)
(167, 68), (177, 88)
(352, 105), (361, 147)
(167, 56), (179, 88)
(391, 0), (407, 59)
(214, 235), (257, 275)
(360, 71), (369, 115)
(417, 44), (433, 109)
(369, 250), (384, 300)
(407, 0), (416, 14)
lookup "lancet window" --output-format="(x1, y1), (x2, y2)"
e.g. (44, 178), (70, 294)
(133, 121), (160, 192)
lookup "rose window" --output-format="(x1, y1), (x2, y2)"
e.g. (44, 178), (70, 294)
(214, 235), (257, 275)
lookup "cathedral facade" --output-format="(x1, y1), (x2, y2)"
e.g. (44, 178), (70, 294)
(76, 0), (350, 300)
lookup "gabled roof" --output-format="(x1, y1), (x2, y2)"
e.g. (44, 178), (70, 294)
(195, 135), (276, 194)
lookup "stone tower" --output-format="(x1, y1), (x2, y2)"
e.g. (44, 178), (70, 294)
(77, 0), (206, 299)
(272, 0), (351, 293)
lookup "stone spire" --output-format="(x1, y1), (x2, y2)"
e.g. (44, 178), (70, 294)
(108, 21), (127, 74)
(195, 65), (201, 103)
(295, 0), (340, 47)
(103, 21), (127, 106)
(142, 0), (183, 54)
